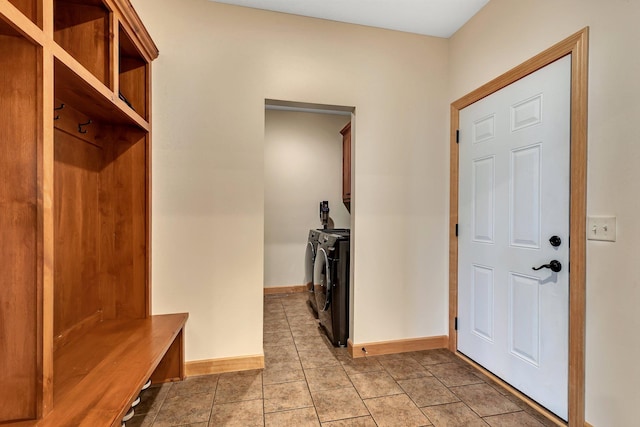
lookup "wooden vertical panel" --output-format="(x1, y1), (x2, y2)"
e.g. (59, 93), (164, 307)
(53, 130), (103, 337)
(146, 63), (152, 316)
(130, 133), (148, 318)
(109, 11), (117, 92)
(100, 128), (148, 320)
(567, 27), (589, 427)
(448, 105), (459, 352)
(450, 28), (589, 427)
(340, 122), (351, 210)
(150, 329), (185, 383)
(0, 34), (39, 422)
(40, 45), (54, 417)
(41, 0), (52, 36)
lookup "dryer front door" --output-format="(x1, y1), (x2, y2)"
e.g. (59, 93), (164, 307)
(305, 240), (319, 316)
(313, 247), (335, 342)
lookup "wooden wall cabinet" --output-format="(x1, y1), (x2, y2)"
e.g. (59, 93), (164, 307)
(0, 1), (187, 425)
(341, 122), (352, 211)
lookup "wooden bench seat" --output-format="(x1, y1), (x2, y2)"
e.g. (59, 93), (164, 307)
(36, 313), (188, 427)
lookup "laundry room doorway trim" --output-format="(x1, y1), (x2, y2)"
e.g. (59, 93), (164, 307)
(448, 28), (588, 427)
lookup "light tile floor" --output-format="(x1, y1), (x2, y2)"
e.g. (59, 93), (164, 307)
(128, 292), (559, 426)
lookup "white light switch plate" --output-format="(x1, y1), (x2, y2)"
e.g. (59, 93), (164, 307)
(587, 216), (616, 242)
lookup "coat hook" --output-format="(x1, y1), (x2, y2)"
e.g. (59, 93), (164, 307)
(78, 119), (92, 134)
(54, 103), (65, 120)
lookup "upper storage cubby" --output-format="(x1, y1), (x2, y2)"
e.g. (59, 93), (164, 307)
(118, 23), (148, 119)
(7, 0), (40, 27)
(54, 0), (110, 86)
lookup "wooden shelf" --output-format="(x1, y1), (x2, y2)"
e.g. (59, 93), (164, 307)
(55, 56), (150, 130)
(40, 314), (188, 427)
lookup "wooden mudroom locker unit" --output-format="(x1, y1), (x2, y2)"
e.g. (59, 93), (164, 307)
(0, 0), (187, 425)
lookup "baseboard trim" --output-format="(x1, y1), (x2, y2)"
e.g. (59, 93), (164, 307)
(347, 335), (449, 359)
(185, 354), (264, 376)
(263, 285), (307, 295)
(584, 423), (593, 427)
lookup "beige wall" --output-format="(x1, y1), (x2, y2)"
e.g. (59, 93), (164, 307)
(132, 0), (450, 361)
(264, 109), (350, 288)
(449, 1), (640, 425)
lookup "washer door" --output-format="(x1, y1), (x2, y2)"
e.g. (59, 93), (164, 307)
(313, 247), (332, 312)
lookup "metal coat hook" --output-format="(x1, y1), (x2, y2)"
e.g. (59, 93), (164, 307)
(78, 119), (92, 134)
(54, 103), (65, 120)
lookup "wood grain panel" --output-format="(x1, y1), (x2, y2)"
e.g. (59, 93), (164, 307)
(568, 28), (589, 427)
(151, 329), (185, 383)
(119, 56), (147, 116)
(53, 310), (102, 352)
(0, 33), (39, 422)
(119, 25), (147, 118)
(347, 336), (448, 359)
(40, 43), (55, 419)
(54, 128), (103, 337)
(53, 1), (109, 85)
(7, 0), (38, 26)
(99, 128), (148, 320)
(185, 355), (265, 376)
(53, 99), (105, 148)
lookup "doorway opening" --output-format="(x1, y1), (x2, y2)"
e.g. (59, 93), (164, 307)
(263, 99), (356, 346)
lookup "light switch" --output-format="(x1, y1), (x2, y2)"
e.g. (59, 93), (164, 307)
(587, 216), (616, 242)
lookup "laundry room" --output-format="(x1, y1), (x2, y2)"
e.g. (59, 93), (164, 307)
(263, 103), (352, 294)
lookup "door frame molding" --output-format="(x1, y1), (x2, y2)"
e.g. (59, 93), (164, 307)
(449, 28), (588, 427)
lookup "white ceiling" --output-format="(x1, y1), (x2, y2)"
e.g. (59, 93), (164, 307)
(209, 0), (490, 38)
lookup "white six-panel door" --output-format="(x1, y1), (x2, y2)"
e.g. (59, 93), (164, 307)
(457, 55), (571, 420)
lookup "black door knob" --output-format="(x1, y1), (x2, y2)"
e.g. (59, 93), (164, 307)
(532, 260), (562, 273)
(549, 236), (562, 247)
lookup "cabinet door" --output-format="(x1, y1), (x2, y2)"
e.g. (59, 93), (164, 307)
(341, 122), (351, 205)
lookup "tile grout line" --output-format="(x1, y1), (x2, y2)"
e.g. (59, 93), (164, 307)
(206, 374), (220, 426)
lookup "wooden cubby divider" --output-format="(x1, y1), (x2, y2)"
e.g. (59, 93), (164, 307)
(0, 1), (186, 425)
